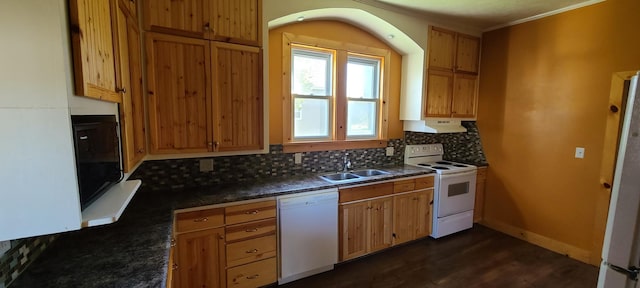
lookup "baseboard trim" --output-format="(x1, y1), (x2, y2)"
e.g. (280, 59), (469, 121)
(481, 219), (593, 265)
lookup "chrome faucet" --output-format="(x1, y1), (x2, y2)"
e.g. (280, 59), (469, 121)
(342, 153), (352, 172)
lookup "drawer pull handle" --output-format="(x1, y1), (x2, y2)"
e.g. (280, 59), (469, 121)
(170, 238), (176, 247)
(246, 274), (260, 280)
(172, 263), (178, 270)
(245, 210), (259, 215)
(246, 249), (258, 254)
(193, 217), (208, 222)
(245, 228), (258, 232)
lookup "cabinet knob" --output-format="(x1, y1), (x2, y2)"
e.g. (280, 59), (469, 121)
(603, 182), (611, 189)
(172, 263), (178, 270)
(246, 274), (260, 280)
(204, 23), (211, 31)
(610, 105), (619, 113)
(193, 217), (208, 222)
(170, 238), (176, 247)
(245, 210), (259, 215)
(245, 249), (258, 254)
(116, 87), (127, 94)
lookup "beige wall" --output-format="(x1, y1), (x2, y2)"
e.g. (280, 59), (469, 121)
(268, 20), (404, 144)
(478, 0), (640, 263)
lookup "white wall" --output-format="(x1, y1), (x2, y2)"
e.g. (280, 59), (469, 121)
(0, 0), (108, 241)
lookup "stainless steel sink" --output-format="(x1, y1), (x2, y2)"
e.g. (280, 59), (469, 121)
(319, 169), (390, 183)
(320, 172), (361, 182)
(350, 169), (390, 177)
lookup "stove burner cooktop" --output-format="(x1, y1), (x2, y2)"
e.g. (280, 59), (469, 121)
(436, 161), (452, 165)
(453, 164), (468, 167)
(417, 163), (431, 167)
(431, 166), (450, 170)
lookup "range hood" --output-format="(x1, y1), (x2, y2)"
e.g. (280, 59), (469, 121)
(403, 119), (467, 133)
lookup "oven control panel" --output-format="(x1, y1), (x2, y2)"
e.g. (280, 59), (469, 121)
(405, 144), (443, 157)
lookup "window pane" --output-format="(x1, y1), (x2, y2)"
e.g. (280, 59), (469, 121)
(294, 98), (330, 139)
(347, 101), (377, 137)
(347, 57), (379, 99)
(292, 48), (332, 96)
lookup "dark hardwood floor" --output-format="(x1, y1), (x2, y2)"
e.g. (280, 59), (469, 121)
(279, 225), (599, 288)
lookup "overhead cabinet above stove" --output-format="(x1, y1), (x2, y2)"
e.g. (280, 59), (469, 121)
(401, 26), (481, 133)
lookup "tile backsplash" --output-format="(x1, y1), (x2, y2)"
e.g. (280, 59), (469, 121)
(0, 235), (57, 288)
(130, 121), (487, 191)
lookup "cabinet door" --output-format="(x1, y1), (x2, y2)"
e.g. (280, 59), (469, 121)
(175, 228), (225, 288)
(142, 0), (210, 38)
(69, 0), (121, 103)
(393, 193), (417, 245)
(146, 33), (212, 154)
(474, 167), (487, 223)
(210, 0), (262, 46)
(369, 197), (393, 253)
(339, 202), (369, 261)
(415, 190), (434, 239)
(451, 73), (477, 118)
(211, 42), (263, 151)
(455, 34), (480, 74)
(428, 27), (455, 71)
(425, 69), (454, 118)
(116, 2), (146, 172)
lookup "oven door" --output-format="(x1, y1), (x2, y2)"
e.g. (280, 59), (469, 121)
(437, 170), (477, 217)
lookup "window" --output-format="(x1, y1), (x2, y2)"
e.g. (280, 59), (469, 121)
(291, 47), (334, 140)
(283, 33), (390, 152)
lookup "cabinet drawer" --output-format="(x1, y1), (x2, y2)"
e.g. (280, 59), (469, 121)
(394, 179), (416, 193)
(339, 182), (393, 203)
(227, 257), (277, 288)
(226, 235), (277, 267)
(415, 176), (435, 189)
(175, 208), (224, 233)
(225, 200), (277, 225)
(226, 218), (276, 242)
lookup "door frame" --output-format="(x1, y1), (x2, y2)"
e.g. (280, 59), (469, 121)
(591, 71), (637, 265)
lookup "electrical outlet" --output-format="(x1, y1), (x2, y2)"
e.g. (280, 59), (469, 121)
(575, 147), (585, 159)
(0, 240), (10, 257)
(294, 153), (302, 164)
(386, 147), (394, 156)
(199, 159), (214, 172)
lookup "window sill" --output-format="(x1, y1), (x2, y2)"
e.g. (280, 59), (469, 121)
(283, 139), (388, 153)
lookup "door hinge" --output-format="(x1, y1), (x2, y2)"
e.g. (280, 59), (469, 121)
(607, 262), (639, 281)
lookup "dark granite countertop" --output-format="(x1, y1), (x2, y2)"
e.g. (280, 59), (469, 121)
(10, 165), (433, 288)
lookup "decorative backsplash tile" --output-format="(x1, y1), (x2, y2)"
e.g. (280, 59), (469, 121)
(0, 235), (57, 288)
(130, 122), (487, 191)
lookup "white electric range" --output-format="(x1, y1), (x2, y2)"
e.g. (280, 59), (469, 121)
(405, 144), (477, 238)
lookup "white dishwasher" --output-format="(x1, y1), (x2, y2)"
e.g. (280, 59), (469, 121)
(277, 188), (338, 284)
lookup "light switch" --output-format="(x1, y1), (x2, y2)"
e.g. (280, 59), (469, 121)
(294, 153), (302, 164)
(199, 159), (214, 172)
(575, 147), (585, 159)
(386, 147), (394, 156)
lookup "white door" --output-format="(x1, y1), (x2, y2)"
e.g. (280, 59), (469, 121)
(598, 73), (640, 288)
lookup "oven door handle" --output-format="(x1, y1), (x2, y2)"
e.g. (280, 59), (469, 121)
(439, 170), (477, 180)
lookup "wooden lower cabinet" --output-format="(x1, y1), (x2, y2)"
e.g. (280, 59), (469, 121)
(474, 167), (487, 223)
(174, 227), (226, 288)
(226, 257), (277, 288)
(393, 190), (434, 245)
(339, 196), (394, 261)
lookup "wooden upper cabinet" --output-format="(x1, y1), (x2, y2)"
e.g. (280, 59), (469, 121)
(456, 34), (480, 74)
(425, 26), (481, 119)
(210, 0), (262, 46)
(146, 33), (212, 154)
(425, 69), (454, 118)
(143, 0), (262, 46)
(428, 27), (455, 71)
(143, 0), (210, 38)
(116, 1), (146, 172)
(211, 42), (263, 151)
(69, 0), (122, 103)
(451, 74), (478, 118)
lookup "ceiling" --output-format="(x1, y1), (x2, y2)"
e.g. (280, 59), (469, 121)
(373, 0), (602, 30)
